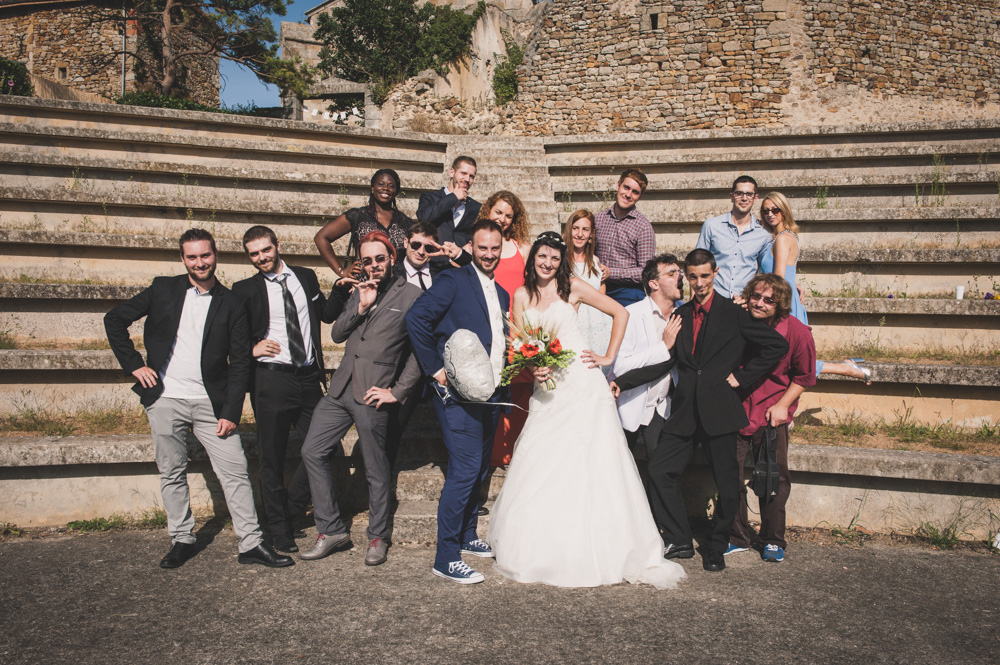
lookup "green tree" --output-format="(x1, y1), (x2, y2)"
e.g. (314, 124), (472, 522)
(314, 0), (484, 105)
(92, 0), (314, 99)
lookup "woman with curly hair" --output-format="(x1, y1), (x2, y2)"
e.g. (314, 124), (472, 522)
(314, 169), (413, 280)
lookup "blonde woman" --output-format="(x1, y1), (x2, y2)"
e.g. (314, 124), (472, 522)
(759, 192), (871, 384)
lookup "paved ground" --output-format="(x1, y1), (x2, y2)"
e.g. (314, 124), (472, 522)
(1, 526), (998, 665)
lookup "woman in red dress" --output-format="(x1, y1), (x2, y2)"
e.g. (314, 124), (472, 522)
(469, 191), (530, 466)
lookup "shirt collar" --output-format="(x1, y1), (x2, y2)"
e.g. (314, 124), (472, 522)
(473, 263), (495, 283)
(727, 211), (761, 230)
(644, 295), (669, 321)
(264, 261), (290, 282)
(404, 258), (428, 277)
(694, 290), (715, 314)
(606, 204), (638, 222)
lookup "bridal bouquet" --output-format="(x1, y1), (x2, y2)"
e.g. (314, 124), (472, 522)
(501, 316), (575, 390)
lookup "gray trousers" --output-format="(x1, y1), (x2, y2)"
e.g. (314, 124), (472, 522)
(300, 388), (390, 542)
(145, 397), (263, 553)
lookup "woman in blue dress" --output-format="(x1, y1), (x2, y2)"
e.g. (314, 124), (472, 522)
(759, 192), (872, 384)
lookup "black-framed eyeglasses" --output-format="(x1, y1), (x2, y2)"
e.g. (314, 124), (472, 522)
(762, 206), (782, 216)
(732, 191), (756, 200)
(361, 254), (389, 266)
(749, 292), (776, 306)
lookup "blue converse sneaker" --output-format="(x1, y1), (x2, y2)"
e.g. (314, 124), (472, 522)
(724, 543), (749, 556)
(432, 560), (485, 584)
(761, 544), (785, 562)
(460, 539), (494, 558)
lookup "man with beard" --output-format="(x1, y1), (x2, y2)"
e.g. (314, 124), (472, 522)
(298, 232), (423, 566)
(417, 155), (481, 250)
(104, 228), (291, 569)
(406, 219), (508, 584)
(696, 175), (771, 299)
(232, 225), (352, 553)
(727, 273), (816, 563)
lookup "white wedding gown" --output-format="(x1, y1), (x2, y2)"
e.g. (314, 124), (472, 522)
(488, 300), (686, 589)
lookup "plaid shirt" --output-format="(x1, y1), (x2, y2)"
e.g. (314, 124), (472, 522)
(594, 206), (656, 283)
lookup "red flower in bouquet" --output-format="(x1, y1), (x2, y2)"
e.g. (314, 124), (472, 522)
(547, 338), (562, 354)
(521, 343), (539, 359)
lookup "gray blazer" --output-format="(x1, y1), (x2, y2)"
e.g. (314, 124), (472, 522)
(328, 276), (423, 405)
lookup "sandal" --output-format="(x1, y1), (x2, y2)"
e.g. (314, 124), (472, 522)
(843, 359), (872, 386)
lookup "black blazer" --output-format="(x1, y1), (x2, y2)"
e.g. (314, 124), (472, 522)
(104, 275), (251, 423)
(416, 188), (482, 248)
(231, 265), (343, 383)
(616, 293), (788, 437)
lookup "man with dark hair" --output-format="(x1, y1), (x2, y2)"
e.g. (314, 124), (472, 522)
(417, 155), (481, 248)
(594, 168), (656, 306)
(105, 228), (291, 569)
(609, 253), (683, 460)
(696, 175), (771, 298)
(406, 218), (508, 584)
(232, 225), (349, 553)
(611, 248), (787, 572)
(726, 273), (816, 563)
(298, 232), (423, 566)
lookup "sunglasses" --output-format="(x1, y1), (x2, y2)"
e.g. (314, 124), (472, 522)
(361, 254), (389, 266)
(732, 191), (756, 200)
(409, 240), (437, 252)
(749, 292), (777, 306)
(762, 206), (782, 215)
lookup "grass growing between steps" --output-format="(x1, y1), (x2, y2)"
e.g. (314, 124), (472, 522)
(817, 346), (1000, 367)
(0, 402), (151, 437)
(794, 411), (1000, 456)
(67, 508), (168, 532)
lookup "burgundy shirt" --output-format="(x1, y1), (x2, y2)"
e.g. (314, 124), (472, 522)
(739, 315), (817, 436)
(594, 206), (656, 284)
(691, 290), (715, 353)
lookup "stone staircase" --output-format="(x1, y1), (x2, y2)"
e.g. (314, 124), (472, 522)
(1, 97), (999, 535)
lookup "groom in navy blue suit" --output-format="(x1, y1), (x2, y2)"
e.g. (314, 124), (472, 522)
(406, 219), (509, 584)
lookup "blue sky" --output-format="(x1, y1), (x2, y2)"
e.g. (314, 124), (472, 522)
(219, 0), (313, 108)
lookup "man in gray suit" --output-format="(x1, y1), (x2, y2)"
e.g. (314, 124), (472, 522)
(298, 231), (423, 566)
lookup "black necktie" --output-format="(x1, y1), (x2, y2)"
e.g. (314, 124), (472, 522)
(417, 270), (428, 291)
(277, 274), (307, 367)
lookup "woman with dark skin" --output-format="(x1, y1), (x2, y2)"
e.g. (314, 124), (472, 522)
(314, 169), (413, 280)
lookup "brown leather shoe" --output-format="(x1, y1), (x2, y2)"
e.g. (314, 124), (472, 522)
(299, 532), (352, 561)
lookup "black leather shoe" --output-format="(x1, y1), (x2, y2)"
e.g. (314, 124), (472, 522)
(477, 506), (489, 516)
(292, 530), (306, 539)
(273, 534), (299, 553)
(238, 542), (294, 568)
(159, 542), (197, 569)
(703, 550), (726, 572)
(663, 543), (695, 560)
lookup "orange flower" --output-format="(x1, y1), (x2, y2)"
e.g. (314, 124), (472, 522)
(548, 338), (562, 354)
(507, 348), (516, 363)
(521, 344), (539, 359)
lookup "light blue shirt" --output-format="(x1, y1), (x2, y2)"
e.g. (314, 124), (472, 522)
(695, 212), (770, 298)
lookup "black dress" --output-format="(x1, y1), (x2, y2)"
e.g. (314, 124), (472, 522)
(344, 206), (412, 260)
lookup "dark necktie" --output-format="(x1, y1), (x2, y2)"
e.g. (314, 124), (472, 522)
(691, 306), (705, 355)
(277, 274), (307, 367)
(417, 270), (428, 291)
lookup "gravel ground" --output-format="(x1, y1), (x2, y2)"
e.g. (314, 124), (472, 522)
(1, 526), (998, 665)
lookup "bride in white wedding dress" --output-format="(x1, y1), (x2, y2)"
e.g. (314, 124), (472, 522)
(488, 232), (685, 590)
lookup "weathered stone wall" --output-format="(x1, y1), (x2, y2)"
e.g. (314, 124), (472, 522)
(0, 0), (218, 105)
(496, 0), (1000, 135)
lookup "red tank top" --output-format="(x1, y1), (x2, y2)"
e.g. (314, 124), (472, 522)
(493, 243), (525, 305)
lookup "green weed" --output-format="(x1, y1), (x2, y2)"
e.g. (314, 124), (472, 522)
(1, 522), (24, 537)
(815, 185), (829, 209)
(915, 520), (962, 549)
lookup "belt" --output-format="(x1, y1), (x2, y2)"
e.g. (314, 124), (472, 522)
(255, 362), (319, 377)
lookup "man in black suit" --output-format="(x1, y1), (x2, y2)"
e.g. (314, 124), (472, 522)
(104, 228), (292, 569)
(416, 155), (481, 249)
(232, 225), (351, 553)
(633, 248), (788, 572)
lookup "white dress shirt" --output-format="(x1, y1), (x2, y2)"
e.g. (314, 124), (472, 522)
(404, 258), (432, 290)
(443, 186), (465, 227)
(609, 296), (677, 432)
(260, 263), (314, 366)
(160, 285), (213, 400)
(473, 263), (505, 388)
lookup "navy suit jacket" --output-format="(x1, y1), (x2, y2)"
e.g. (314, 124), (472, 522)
(416, 188), (482, 248)
(405, 263), (510, 383)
